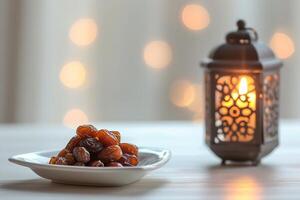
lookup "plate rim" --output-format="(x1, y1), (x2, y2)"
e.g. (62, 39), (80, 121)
(8, 146), (171, 171)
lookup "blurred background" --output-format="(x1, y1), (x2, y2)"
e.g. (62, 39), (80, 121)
(0, 0), (297, 127)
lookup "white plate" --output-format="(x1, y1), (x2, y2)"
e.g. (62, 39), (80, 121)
(9, 147), (171, 186)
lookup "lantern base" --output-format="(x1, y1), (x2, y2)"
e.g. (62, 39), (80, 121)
(207, 139), (278, 166)
(221, 159), (261, 166)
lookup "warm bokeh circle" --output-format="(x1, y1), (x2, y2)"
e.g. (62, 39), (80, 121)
(60, 61), (87, 88)
(69, 18), (98, 46)
(143, 40), (172, 69)
(181, 4), (210, 31)
(270, 32), (295, 59)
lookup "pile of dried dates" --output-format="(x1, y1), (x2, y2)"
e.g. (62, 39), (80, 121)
(49, 125), (139, 167)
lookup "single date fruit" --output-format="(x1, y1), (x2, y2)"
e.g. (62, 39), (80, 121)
(49, 156), (57, 164)
(96, 129), (119, 147)
(55, 157), (68, 165)
(65, 136), (83, 151)
(65, 152), (76, 165)
(79, 137), (103, 153)
(119, 143), (138, 156)
(73, 147), (90, 163)
(119, 154), (139, 166)
(76, 125), (97, 138)
(97, 145), (122, 163)
(111, 131), (121, 142)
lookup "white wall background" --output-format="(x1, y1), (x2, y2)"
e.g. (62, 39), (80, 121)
(0, 0), (298, 125)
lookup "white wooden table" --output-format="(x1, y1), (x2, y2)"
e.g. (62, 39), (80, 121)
(1, 121), (300, 199)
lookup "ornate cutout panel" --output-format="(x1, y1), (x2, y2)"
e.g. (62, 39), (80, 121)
(214, 74), (256, 143)
(263, 72), (279, 141)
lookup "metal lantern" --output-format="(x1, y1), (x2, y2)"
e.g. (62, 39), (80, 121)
(201, 20), (282, 165)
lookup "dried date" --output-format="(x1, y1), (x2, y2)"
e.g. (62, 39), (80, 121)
(97, 145), (122, 163)
(65, 136), (83, 151)
(73, 147), (90, 163)
(119, 154), (139, 166)
(76, 125), (97, 138)
(55, 157), (68, 165)
(49, 156), (57, 164)
(79, 137), (103, 153)
(119, 143), (138, 156)
(111, 131), (121, 143)
(96, 129), (119, 147)
(65, 152), (76, 165)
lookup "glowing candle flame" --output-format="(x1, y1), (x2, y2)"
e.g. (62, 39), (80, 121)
(239, 77), (248, 95)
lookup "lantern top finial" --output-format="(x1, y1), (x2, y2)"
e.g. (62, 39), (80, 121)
(237, 19), (245, 30)
(226, 20), (258, 44)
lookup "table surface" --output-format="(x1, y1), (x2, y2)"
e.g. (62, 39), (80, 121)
(1, 120), (300, 199)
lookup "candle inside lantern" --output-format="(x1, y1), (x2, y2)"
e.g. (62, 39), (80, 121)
(239, 77), (248, 94)
(229, 76), (256, 109)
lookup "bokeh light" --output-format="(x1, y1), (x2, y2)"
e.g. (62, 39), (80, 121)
(170, 80), (196, 107)
(69, 18), (98, 46)
(188, 84), (204, 117)
(63, 108), (89, 129)
(270, 32), (295, 59)
(60, 61), (87, 89)
(225, 176), (261, 200)
(181, 4), (210, 31)
(143, 40), (172, 69)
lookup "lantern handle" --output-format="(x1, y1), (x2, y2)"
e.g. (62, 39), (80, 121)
(245, 27), (258, 42)
(237, 20), (258, 42)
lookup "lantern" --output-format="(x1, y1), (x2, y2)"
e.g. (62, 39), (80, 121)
(201, 20), (282, 165)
